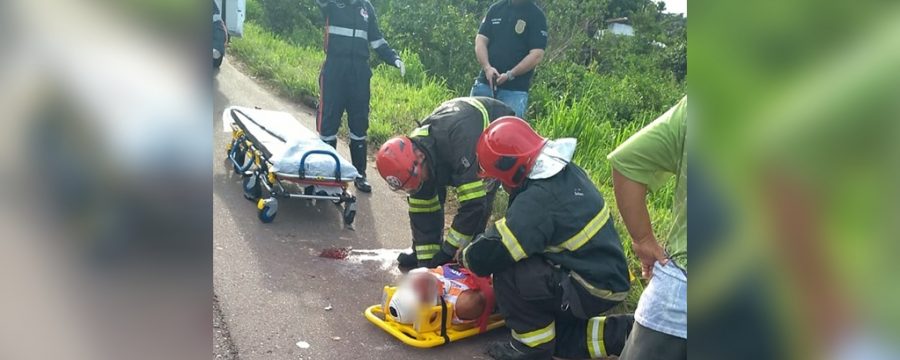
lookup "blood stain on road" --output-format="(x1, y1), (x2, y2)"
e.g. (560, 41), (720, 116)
(319, 247), (352, 259)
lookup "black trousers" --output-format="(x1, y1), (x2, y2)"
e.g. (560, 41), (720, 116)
(317, 57), (371, 175)
(410, 183), (498, 267)
(619, 322), (686, 360)
(493, 258), (632, 358)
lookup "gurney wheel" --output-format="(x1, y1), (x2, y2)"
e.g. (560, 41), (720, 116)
(242, 174), (262, 201)
(342, 204), (356, 226)
(257, 198), (278, 223)
(231, 146), (247, 174)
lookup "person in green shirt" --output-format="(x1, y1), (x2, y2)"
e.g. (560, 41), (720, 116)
(608, 96), (687, 360)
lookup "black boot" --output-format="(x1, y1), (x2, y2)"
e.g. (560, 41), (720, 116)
(324, 139), (337, 149)
(397, 252), (418, 272)
(350, 139), (371, 193)
(354, 177), (372, 193)
(486, 341), (552, 360)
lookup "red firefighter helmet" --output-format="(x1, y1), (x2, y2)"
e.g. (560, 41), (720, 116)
(476, 117), (547, 189)
(375, 136), (425, 193)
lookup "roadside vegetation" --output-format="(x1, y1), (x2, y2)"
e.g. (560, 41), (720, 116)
(230, 0), (686, 310)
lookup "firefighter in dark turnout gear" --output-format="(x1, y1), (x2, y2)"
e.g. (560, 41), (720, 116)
(315, 0), (404, 192)
(375, 97), (515, 269)
(459, 117), (631, 360)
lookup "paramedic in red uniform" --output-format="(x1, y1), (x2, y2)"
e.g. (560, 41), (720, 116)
(374, 97), (515, 269)
(459, 117), (632, 360)
(315, 0), (404, 192)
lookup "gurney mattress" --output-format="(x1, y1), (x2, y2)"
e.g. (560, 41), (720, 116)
(226, 106), (359, 181)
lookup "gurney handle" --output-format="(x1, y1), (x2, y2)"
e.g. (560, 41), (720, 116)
(299, 150), (341, 181)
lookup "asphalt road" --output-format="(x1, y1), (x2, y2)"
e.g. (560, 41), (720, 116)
(213, 58), (504, 360)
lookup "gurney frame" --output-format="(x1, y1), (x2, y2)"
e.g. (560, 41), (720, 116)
(226, 108), (357, 227)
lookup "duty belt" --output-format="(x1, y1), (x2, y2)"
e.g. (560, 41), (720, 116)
(327, 26), (368, 40)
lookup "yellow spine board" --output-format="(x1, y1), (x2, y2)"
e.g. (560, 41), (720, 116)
(364, 286), (506, 348)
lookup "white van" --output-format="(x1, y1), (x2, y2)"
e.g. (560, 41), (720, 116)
(213, 0), (246, 69)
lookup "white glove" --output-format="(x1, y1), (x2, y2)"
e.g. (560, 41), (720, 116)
(395, 59), (406, 77)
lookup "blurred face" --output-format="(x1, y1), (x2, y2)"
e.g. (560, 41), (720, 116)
(408, 272), (439, 304)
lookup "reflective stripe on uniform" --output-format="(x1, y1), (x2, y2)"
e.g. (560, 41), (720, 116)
(571, 271), (630, 302)
(544, 204), (610, 253)
(586, 317), (607, 358)
(511, 321), (555, 348)
(408, 195), (441, 213)
(409, 125), (429, 138)
(320, 134), (338, 141)
(495, 218), (528, 261)
(415, 244), (441, 260)
(456, 180), (486, 202)
(460, 242), (473, 268)
(458, 98), (490, 128)
(370, 38), (388, 49)
(445, 228), (472, 248)
(327, 25), (368, 40)
(349, 132), (367, 140)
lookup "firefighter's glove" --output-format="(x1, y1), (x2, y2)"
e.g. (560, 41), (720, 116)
(427, 248), (453, 268)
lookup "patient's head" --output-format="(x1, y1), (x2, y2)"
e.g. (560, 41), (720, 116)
(455, 290), (486, 321)
(402, 270), (487, 321)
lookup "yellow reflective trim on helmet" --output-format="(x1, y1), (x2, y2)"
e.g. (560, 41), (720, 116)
(496, 218), (528, 261)
(544, 204), (610, 253)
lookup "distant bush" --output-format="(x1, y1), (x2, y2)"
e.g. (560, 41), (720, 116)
(245, 0), (263, 23)
(254, 0), (322, 46)
(374, 0), (484, 93)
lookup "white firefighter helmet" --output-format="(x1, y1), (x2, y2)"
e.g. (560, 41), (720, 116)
(387, 286), (420, 324)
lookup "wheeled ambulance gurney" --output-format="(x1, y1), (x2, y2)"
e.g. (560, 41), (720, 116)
(224, 106), (357, 226)
(364, 286), (506, 348)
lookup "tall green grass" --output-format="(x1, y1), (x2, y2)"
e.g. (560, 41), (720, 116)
(229, 23), (323, 105)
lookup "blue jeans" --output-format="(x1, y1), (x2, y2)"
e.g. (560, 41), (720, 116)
(469, 81), (529, 119)
(633, 261), (687, 339)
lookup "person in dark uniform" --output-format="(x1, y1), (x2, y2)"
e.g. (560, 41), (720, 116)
(471, 0), (548, 118)
(315, 0), (404, 192)
(458, 118), (631, 360)
(374, 97), (515, 270)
